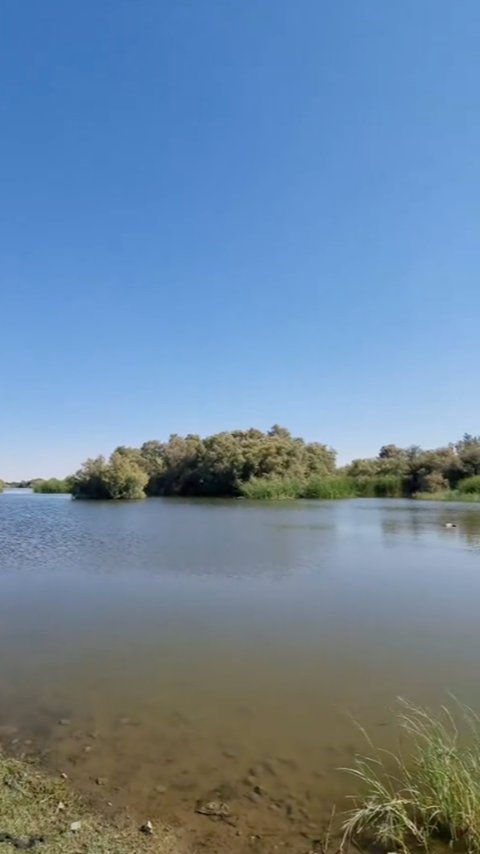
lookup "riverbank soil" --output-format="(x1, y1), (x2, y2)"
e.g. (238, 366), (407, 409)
(0, 734), (344, 854)
(0, 751), (183, 854)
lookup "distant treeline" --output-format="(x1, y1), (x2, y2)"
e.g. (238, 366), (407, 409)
(5, 429), (480, 501)
(67, 428), (480, 500)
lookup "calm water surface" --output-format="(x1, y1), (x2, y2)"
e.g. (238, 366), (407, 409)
(1, 492), (480, 847)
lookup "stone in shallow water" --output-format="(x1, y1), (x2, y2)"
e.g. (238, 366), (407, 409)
(195, 801), (231, 818)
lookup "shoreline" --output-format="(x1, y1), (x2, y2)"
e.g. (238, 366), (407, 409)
(0, 750), (182, 853)
(0, 731), (343, 854)
(7, 488), (480, 503)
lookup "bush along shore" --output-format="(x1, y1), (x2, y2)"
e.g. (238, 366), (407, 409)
(0, 750), (180, 854)
(8, 428), (480, 501)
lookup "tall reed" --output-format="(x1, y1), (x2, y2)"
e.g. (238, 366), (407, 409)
(342, 700), (480, 853)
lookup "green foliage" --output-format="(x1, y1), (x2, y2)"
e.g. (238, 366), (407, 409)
(458, 475), (480, 495)
(140, 427), (336, 497)
(302, 475), (356, 499)
(345, 434), (480, 498)
(72, 453), (148, 500)
(67, 429), (480, 501)
(33, 478), (73, 494)
(240, 475), (356, 500)
(104, 451), (149, 500)
(240, 475), (303, 500)
(353, 474), (407, 498)
(342, 700), (480, 854)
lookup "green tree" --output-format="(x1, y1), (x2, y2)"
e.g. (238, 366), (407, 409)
(72, 454), (147, 500)
(104, 452), (148, 500)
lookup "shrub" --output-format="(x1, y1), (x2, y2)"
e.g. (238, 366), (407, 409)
(458, 475), (480, 495)
(72, 454), (148, 500)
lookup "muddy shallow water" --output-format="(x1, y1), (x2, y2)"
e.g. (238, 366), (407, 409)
(1, 493), (480, 851)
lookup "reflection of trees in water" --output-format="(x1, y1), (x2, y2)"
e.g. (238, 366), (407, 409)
(380, 505), (480, 548)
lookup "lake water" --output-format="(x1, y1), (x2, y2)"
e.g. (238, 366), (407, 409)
(1, 491), (480, 851)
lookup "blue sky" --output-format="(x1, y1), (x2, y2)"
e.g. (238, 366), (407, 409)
(1, 0), (479, 478)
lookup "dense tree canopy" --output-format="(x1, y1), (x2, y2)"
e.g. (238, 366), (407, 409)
(71, 427), (336, 499)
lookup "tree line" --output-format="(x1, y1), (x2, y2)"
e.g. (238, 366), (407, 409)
(44, 428), (480, 500)
(4, 428), (480, 501)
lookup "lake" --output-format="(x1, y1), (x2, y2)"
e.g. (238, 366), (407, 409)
(1, 491), (480, 851)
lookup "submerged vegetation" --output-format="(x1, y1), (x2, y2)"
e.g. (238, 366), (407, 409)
(343, 700), (480, 854)
(5, 429), (480, 501)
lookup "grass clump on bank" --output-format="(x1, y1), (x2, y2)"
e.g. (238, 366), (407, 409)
(0, 751), (180, 854)
(342, 700), (480, 854)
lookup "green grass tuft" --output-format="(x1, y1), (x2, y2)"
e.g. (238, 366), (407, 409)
(342, 699), (480, 854)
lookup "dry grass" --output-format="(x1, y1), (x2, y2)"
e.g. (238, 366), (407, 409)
(341, 699), (480, 854)
(0, 751), (182, 853)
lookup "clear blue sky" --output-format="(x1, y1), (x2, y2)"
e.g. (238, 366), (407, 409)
(1, 0), (479, 479)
